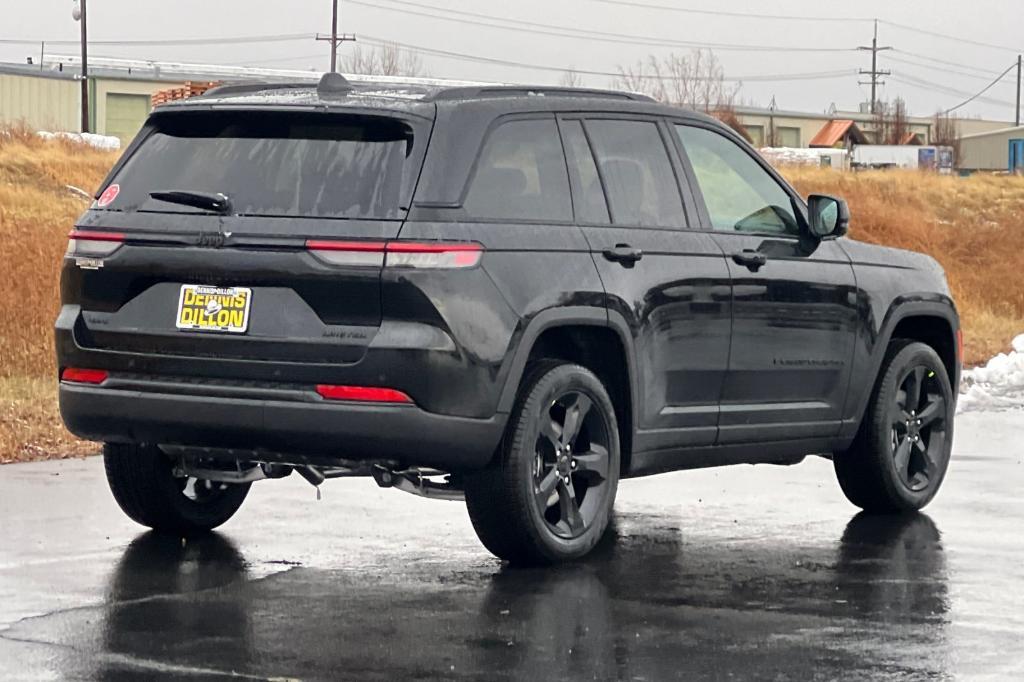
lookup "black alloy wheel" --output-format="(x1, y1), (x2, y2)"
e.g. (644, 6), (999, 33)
(889, 365), (949, 493)
(834, 340), (955, 513)
(464, 361), (621, 564)
(532, 390), (613, 540)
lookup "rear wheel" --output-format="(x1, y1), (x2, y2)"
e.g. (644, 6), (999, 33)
(464, 361), (620, 565)
(834, 340), (954, 512)
(104, 442), (250, 534)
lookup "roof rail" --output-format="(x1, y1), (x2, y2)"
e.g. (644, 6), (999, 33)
(427, 86), (655, 103)
(200, 81), (315, 99)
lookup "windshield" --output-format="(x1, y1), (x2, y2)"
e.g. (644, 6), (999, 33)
(101, 111), (417, 220)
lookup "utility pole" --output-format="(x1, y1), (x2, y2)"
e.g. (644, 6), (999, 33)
(858, 20), (892, 115)
(72, 0), (89, 133)
(315, 0), (356, 73)
(1016, 54), (1021, 127)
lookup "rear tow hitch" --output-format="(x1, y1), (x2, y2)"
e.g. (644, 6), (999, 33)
(371, 465), (464, 501)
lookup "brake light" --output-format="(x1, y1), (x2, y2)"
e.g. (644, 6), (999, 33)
(316, 384), (413, 403)
(304, 240), (482, 269)
(66, 230), (124, 258)
(61, 368), (109, 385)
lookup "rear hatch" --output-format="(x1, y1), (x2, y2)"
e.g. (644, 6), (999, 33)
(65, 107), (431, 366)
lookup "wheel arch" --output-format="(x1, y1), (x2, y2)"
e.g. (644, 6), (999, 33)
(497, 308), (638, 476)
(846, 299), (960, 439)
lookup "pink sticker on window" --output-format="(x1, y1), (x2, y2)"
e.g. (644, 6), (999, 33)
(96, 184), (120, 207)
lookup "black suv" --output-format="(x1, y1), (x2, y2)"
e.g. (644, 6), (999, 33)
(57, 74), (960, 564)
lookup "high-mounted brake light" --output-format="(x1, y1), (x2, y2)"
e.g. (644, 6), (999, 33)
(316, 384), (413, 403)
(61, 368), (109, 385)
(304, 240), (483, 269)
(66, 230), (124, 258)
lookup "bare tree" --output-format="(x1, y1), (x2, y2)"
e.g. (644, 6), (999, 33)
(340, 43), (425, 77)
(613, 49), (739, 113)
(613, 49), (747, 139)
(873, 97), (910, 145)
(932, 111), (961, 164)
(559, 69), (583, 88)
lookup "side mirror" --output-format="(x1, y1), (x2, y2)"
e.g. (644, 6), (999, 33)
(807, 194), (850, 239)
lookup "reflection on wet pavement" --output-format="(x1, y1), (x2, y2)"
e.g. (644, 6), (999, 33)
(0, 412), (1021, 680)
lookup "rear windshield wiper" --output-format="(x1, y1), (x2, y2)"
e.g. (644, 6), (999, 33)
(149, 190), (232, 215)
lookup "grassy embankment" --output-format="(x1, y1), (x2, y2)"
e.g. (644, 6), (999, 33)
(0, 130), (1021, 462)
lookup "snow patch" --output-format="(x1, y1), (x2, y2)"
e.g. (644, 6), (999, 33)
(36, 131), (121, 151)
(958, 334), (1024, 413)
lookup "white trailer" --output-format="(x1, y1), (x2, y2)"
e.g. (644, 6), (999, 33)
(852, 145), (955, 173)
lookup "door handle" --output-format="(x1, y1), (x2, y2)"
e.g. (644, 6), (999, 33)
(602, 244), (644, 267)
(732, 249), (767, 271)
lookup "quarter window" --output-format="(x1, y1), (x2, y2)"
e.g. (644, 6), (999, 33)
(675, 125), (800, 236)
(585, 119), (685, 228)
(463, 119), (571, 222)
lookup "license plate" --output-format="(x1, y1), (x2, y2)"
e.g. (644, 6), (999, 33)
(175, 285), (252, 333)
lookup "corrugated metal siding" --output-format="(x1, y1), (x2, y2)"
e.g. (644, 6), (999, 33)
(960, 130), (1022, 171)
(0, 73), (78, 131)
(104, 93), (150, 145)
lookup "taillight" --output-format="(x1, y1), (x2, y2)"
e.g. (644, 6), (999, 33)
(304, 240), (482, 269)
(61, 368), (109, 385)
(316, 384), (413, 403)
(386, 242), (483, 269)
(66, 230), (124, 258)
(305, 240), (386, 267)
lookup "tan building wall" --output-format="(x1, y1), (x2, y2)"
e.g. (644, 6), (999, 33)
(0, 73), (78, 132)
(959, 126), (1024, 171)
(92, 78), (165, 139)
(738, 111), (933, 148)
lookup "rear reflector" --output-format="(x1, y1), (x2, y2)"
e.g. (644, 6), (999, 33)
(316, 384), (413, 403)
(66, 230), (124, 258)
(61, 368), (109, 385)
(304, 240), (482, 269)
(386, 242), (482, 269)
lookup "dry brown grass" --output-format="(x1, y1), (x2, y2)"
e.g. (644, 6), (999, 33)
(0, 132), (1021, 462)
(783, 167), (1024, 365)
(0, 125), (117, 462)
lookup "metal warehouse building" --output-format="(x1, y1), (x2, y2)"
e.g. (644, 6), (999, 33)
(0, 57), (321, 146)
(959, 125), (1024, 172)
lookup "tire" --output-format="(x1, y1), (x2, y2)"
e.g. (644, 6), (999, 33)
(834, 340), (955, 513)
(464, 361), (620, 565)
(103, 442), (251, 534)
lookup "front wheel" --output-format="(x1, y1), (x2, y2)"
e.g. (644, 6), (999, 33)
(834, 340), (955, 512)
(464, 361), (620, 565)
(104, 442), (251, 534)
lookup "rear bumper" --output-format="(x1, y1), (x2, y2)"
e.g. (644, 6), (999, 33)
(59, 382), (504, 471)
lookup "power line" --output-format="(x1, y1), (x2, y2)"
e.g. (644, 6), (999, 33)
(347, 0), (857, 53)
(887, 54), (1008, 82)
(879, 20), (1023, 54)
(578, 0), (870, 22)
(0, 33), (312, 47)
(350, 34), (857, 83)
(937, 63), (1018, 114)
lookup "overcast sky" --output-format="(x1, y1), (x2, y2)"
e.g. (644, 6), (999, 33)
(4, 0), (1021, 121)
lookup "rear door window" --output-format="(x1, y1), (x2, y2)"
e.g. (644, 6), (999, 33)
(102, 112), (417, 220)
(463, 118), (572, 222)
(584, 119), (685, 229)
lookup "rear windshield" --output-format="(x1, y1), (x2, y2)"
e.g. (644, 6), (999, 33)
(102, 112), (417, 219)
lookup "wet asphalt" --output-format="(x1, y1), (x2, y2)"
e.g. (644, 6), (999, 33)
(0, 411), (1021, 681)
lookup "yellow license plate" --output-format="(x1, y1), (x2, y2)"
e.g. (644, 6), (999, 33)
(175, 285), (252, 333)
